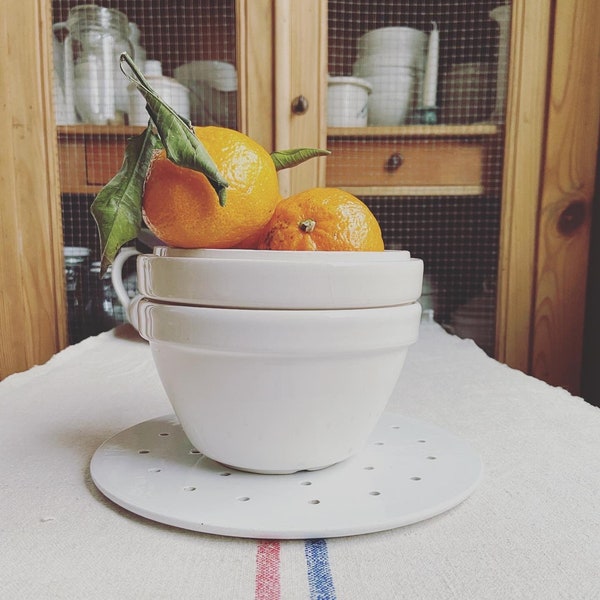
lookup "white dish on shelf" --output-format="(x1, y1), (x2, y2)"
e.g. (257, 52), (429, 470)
(357, 26), (427, 59)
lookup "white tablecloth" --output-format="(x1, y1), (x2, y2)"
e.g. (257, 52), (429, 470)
(1, 322), (599, 599)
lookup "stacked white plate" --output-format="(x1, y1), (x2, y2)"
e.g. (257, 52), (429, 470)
(174, 61), (238, 128)
(352, 27), (426, 125)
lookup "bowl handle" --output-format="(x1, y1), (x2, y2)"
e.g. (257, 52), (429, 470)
(111, 247), (141, 315)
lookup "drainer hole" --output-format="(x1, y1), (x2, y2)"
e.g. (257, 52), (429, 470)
(220, 472), (232, 477)
(417, 440), (427, 443)
(363, 466), (375, 470)
(237, 496), (250, 502)
(183, 486), (196, 492)
(410, 476), (422, 481)
(300, 481), (312, 486)
(369, 491), (381, 496)
(158, 432), (169, 437)
(373, 441), (384, 446)
(138, 449), (150, 454)
(148, 467), (162, 473)
(427, 456), (437, 460)
(189, 449), (201, 455)
(308, 499), (321, 505)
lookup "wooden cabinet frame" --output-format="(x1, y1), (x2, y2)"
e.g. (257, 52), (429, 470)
(2, 0), (598, 396)
(1, 0), (67, 379)
(497, 0), (600, 394)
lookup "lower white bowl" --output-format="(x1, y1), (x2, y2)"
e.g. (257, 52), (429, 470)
(134, 298), (422, 474)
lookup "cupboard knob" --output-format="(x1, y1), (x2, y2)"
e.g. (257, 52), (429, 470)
(291, 95), (309, 115)
(385, 153), (404, 171)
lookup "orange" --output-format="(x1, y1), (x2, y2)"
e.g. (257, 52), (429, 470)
(257, 187), (384, 251)
(142, 126), (281, 248)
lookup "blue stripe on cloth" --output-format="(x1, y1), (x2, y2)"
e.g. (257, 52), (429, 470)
(304, 539), (337, 600)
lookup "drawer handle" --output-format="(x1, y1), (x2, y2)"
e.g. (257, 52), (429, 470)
(385, 153), (404, 172)
(291, 95), (309, 115)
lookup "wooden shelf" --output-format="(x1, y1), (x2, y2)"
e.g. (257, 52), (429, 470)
(57, 125), (146, 136)
(336, 185), (484, 197)
(327, 124), (500, 138)
(55, 123), (501, 196)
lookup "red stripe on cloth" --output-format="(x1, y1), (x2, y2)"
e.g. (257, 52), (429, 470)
(255, 540), (281, 600)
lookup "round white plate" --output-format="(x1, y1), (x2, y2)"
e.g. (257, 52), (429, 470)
(90, 413), (482, 539)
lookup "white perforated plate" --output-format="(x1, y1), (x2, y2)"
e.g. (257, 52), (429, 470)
(90, 413), (482, 539)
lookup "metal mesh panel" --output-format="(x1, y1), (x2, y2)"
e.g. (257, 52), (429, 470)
(328, 0), (510, 355)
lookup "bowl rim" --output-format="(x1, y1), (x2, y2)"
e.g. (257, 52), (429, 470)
(135, 299), (422, 351)
(151, 247), (412, 262)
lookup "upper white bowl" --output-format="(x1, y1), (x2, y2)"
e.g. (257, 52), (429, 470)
(136, 247), (424, 309)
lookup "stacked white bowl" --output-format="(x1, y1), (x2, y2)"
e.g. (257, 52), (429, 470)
(352, 27), (427, 125)
(112, 247), (423, 474)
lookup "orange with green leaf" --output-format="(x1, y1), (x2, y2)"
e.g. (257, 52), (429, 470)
(91, 54), (385, 268)
(91, 54), (330, 271)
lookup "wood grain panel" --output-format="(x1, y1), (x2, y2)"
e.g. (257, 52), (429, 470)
(274, 0), (327, 197)
(1, 0), (67, 379)
(530, 0), (600, 395)
(237, 0), (274, 151)
(495, 3), (552, 370)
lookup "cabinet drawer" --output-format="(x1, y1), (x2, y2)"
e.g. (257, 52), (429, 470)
(57, 126), (143, 194)
(326, 138), (487, 196)
(85, 138), (128, 186)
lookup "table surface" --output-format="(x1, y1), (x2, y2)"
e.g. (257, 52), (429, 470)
(1, 321), (599, 600)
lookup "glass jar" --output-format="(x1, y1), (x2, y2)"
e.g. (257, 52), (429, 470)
(64, 246), (90, 343)
(89, 262), (131, 332)
(62, 5), (132, 124)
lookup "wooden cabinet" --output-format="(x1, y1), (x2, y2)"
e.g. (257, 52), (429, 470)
(3, 0), (598, 397)
(319, 1), (599, 396)
(503, 0), (600, 393)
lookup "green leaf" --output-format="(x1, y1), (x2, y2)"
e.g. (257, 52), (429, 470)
(91, 126), (162, 274)
(270, 147), (331, 171)
(120, 53), (229, 206)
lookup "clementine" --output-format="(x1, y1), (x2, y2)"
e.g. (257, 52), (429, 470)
(142, 126), (281, 248)
(257, 187), (384, 251)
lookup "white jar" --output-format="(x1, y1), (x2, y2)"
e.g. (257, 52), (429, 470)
(128, 61), (191, 126)
(327, 76), (372, 127)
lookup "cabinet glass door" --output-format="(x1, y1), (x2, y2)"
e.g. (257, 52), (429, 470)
(51, 0), (239, 343)
(327, 0), (511, 357)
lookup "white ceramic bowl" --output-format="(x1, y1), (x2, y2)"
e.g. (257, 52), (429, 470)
(357, 27), (427, 60)
(132, 247), (423, 309)
(353, 62), (423, 79)
(368, 91), (415, 126)
(133, 298), (422, 474)
(353, 53), (426, 74)
(327, 76), (372, 127)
